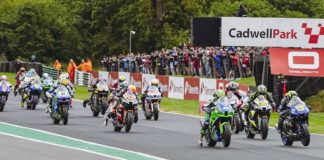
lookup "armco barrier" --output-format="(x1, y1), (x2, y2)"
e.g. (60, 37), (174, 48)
(89, 71), (251, 101)
(42, 65), (60, 80)
(75, 70), (91, 86)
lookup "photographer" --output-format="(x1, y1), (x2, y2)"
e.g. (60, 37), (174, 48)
(237, 4), (247, 17)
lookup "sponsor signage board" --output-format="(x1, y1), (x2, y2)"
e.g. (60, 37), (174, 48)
(156, 75), (169, 98)
(108, 72), (118, 87)
(142, 74), (156, 89)
(168, 77), (184, 99)
(221, 17), (324, 48)
(184, 78), (199, 100)
(98, 71), (108, 81)
(270, 48), (324, 77)
(199, 78), (217, 101)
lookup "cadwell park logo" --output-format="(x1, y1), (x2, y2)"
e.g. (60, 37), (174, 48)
(169, 80), (183, 93)
(200, 82), (215, 95)
(184, 81), (199, 94)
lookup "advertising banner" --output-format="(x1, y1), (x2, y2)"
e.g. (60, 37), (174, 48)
(168, 77), (184, 99)
(89, 71), (98, 79)
(184, 78), (199, 100)
(240, 84), (249, 96)
(108, 72), (119, 87)
(216, 80), (230, 91)
(142, 74), (156, 89)
(130, 73), (142, 93)
(199, 78), (217, 101)
(270, 48), (324, 77)
(98, 71), (108, 80)
(156, 75), (169, 98)
(118, 72), (130, 82)
(221, 17), (324, 48)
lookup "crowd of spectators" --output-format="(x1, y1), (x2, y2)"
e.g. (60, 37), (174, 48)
(101, 43), (269, 80)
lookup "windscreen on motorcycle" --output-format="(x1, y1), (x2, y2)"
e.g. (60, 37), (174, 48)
(43, 79), (53, 86)
(96, 81), (108, 92)
(122, 90), (137, 104)
(287, 97), (305, 107)
(227, 91), (238, 105)
(32, 80), (42, 91)
(254, 95), (270, 109)
(56, 85), (70, 98)
(0, 80), (10, 92)
(287, 97), (309, 115)
(147, 86), (161, 97)
(215, 97), (232, 113)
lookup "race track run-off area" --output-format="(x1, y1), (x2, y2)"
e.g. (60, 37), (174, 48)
(0, 94), (324, 160)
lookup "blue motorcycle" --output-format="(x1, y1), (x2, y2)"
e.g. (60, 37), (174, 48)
(50, 85), (70, 125)
(26, 79), (42, 110)
(0, 80), (11, 112)
(277, 97), (310, 146)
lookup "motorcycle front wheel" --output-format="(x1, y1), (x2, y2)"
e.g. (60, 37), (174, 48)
(153, 104), (159, 121)
(222, 123), (231, 147)
(0, 96), (6, 112)
(260, 118), (269, 140)
(125, 111), (133, 132)
(300, 123), (310, 146)
(62, 106), (69, 125)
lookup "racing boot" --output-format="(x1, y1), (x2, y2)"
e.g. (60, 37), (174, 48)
(198, 122), (209, 146)
(275, 118), (284, 133)
(83, 99), (88, 108)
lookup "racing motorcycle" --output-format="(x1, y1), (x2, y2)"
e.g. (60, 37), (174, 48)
(25, 79), (42, 110)
(41, 78), (53, 103)
(90, 81), (109, 117)
(0, 80), (11, 112)
(143, 86), (161, 121)
(18, 74), (33, 97)
(245, 95), (272, 140)
(200, 97), (234, 148)
(227, 91), (246, 134)
(276, 97), (310, 146)
(112, 87), (139, 132)
(50, 85), (70, 125)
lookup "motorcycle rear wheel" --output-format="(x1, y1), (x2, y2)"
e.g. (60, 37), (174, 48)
(245, 125), (255, 139)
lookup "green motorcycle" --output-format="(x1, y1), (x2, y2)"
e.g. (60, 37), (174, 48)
(200, 97), (234, 148)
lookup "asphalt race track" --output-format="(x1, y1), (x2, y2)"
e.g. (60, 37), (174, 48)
(0, 93), (323, 160)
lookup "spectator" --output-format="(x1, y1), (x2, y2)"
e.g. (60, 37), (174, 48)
(231, 52), (241, 80)
(242, 52), (251, 77)
(53, 60), (62, 70)
(68, 59), (76, 83)
(77, 59), (88, 72)
(86, 58), (92, 72)
(15, 59), (23, 72)
(237, 4), (247, 17)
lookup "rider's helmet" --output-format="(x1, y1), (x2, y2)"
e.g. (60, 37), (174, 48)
(43, 73), (49, 79)
(61, 78), (69, 86)
(30, 68), (35, 73)
(119, 75), (125, 83)
(128, 85), (136, 92)
(27, 70), (34, 76)
(1, 75), (8, 81)
(257, 85), (267, 95)
(213, 90), (225, 98)
(227, 82), (239, 92)
(20, 67), (25, 72)
(286, 91), (298, 100)
(151, 79), (159, 86)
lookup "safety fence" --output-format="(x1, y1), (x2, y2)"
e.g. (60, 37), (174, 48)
(90, 71), (256, 102)
(42, 65), (60, 80)
(74, 70), (91, 86)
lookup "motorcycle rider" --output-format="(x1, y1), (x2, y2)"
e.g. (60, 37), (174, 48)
(141, 79), (163, 111)
(41, 73), (53, 82)
(46, 78), (72, 113)
(107, 76), (126, 106)
(83, 76), (106, 108)
(225, 82), (243, 100)
(20, 76), (38, 108)
(14, 67), (26, 95)
(199, 90), (226, 144)
(0, 75), (12, 101)
(276, 91), (311, 133)
(245, 85), (275, 121)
